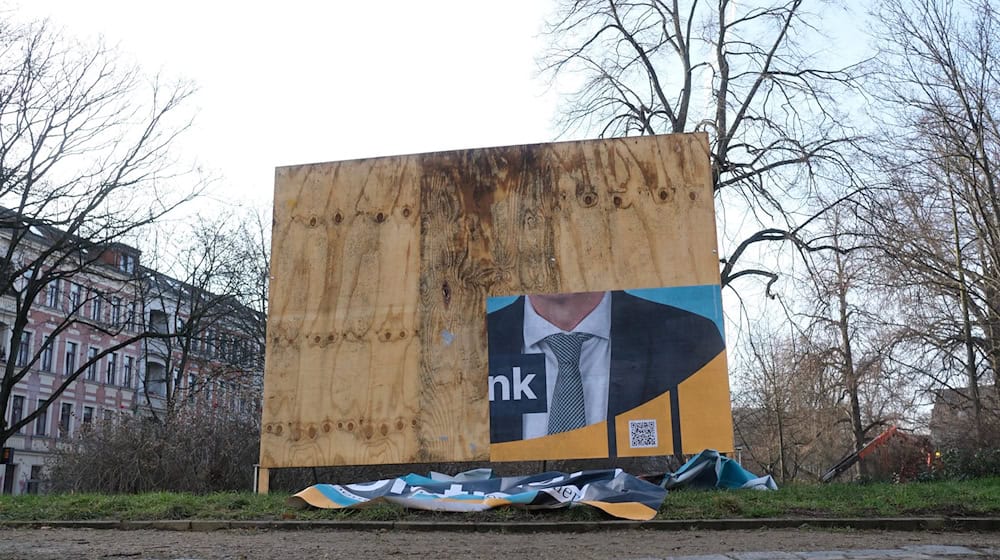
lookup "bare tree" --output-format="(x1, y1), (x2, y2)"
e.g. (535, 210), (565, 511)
(136, 209), (267, 422)
(733, 330), (799, 481)
(730, 189), (930, 479)
(733, 323), (858, 481)
(542, 0), (865, 292)
(0, 19), (200, 451)
(864, 0), (1000, 447)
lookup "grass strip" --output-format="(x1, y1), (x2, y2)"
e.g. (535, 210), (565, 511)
(0, 478), (998, 522)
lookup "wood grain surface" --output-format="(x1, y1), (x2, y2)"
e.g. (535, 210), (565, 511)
(260, 133), (721, 468)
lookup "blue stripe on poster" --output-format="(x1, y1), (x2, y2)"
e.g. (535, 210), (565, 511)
(486, 295), (519, 313)
(315, 484), (363, 507)
(485, 285), (724, 339)
(624, 285), (724, 339)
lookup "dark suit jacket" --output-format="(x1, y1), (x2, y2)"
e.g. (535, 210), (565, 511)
(486, 291), (725, 456)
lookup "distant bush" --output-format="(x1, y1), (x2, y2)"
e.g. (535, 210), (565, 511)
(926, 448), (1000, 481)
(46, 410), (259, 493)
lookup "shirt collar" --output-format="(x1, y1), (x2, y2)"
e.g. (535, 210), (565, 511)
(522, 291), (612, 348)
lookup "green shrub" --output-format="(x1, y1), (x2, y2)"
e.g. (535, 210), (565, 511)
(930, 448), (1000, 480)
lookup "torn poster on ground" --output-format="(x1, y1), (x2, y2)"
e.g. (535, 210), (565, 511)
(661, 449), (778, 490)
(289, 468), (666, 521)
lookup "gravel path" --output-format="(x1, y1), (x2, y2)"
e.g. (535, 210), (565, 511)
(1, 527), (1000, 559)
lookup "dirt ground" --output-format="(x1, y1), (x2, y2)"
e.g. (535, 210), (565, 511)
(0, 527), (999, 559)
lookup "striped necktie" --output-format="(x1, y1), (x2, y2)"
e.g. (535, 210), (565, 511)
(545, 332), (592, 434)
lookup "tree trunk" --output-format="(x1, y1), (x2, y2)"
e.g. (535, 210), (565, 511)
(834, 251), (865, 457)
(950, 187), (984, 447)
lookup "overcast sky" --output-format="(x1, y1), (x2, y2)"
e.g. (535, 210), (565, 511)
(16, 1), (560, 207)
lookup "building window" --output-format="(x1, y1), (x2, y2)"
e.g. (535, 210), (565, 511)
(34, 399), (47, 436)
(45, 280), (60, 308)
(122, 356), (133, 388)
(173, 368), (183, 392)
(64, 341), (78, 375)
(149, 310), (168, 333)
(111, 297), (122, 325)
(126, 301), (137, 331)
(40, 335), (53, 372)
(106, 352), (117, 385)
(145, 362), (167, 397)
(10, 395), (24, 433)
(27, 465), (43, 494)
(90, 291), (103, 322)
(82, 406), (93, 425)
(15, 331), (31, 367)
(118, 253), (136, 274)
(68, 283), (81, 313)
(86, 347), (99, 380)
(59, 402), (72, 436)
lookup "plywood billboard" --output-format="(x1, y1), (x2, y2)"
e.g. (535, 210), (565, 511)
(260, 132), (732, 469)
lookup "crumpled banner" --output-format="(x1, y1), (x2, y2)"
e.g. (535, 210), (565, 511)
(289, 468), (667, 521)
(662, 449), (778, 491)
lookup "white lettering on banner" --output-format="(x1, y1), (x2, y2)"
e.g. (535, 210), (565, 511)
(510, 367), (537, 400)
(527, 475), (565, 487)
(545, 485), (582, 502)
(390, 479), (407, 494)
(488, 367), (538, 401)
(331, 485), (368, 502)
(442, 483), (485, 497)
(489, 375), (509, 401)
(346, 479), (392, 492)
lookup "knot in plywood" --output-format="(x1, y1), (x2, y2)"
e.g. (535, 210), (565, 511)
(306, 332), (338, 347)
(575, 182), (599, 207)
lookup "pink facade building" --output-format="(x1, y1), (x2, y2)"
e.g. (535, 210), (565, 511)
(0, 221), (262, 495)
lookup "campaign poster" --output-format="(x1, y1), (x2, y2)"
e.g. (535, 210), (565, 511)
(486, 286), (732, 461)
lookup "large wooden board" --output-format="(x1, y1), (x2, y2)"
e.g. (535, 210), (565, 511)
(260, 133), (722, 468)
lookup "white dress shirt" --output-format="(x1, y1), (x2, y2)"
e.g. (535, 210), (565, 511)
(520, 292), (612, 440)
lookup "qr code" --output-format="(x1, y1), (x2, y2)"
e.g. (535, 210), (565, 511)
(628, 419), (658, 448)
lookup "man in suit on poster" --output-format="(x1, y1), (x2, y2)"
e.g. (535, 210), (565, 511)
(486, 290), (724, 456)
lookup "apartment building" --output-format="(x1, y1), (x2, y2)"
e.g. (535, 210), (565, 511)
(0, 215), (263, 495)
(139, 270), (264, 422)
(929, 385), (1000, 450)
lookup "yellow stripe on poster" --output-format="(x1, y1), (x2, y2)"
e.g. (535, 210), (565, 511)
(483, 496), (514, 507)
(614, 391), (673, 457)
(489, 421), (609, 461)
(677, 351), (733, 454)
(580, 500), (658, 521)
(288, 486), (341, 509)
